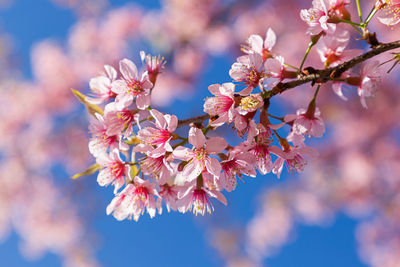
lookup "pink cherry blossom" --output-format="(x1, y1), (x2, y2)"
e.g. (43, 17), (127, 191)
(284, 107), (325, 138)
(300, 0), (336, 35)
(219, 149), (257, 192)
(243, 28), (276, 61)
(264, 56), (296, 86)
(96, 151), (129, 193)
(328, 0), (351, 20)
(237, 94), (263, 115)
(133, 143), (174, 184)
(203, 83), (236, 127)
(86, 65), (117, 104)
(270, 145), (318, 178)
(177, 183), (227, 216)
(111, 58), (153, 110)
(377, 0), (400, 26)
(88, 113), (128, 157)
(242, 124), (273, 175)
(358, 61), (381, 108)
(140, 51), (166, 84)
(347, 61), (381, 108)
(173, 127), (227, 182)
(229, 53), (265, 95)
(103, 107), (136, 137)
(106, 177), (158, 221)
(137, 109), (178, 155)
(316, 30), (361, 67)
(157, 183), (180, 213)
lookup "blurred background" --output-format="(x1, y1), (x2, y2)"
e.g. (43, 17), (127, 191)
(0, 0), (399, 266)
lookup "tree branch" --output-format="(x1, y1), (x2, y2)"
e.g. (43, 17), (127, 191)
(177, 40), (400, 127)
(178, 114), (210, 127)
(267, 40), (400, 98)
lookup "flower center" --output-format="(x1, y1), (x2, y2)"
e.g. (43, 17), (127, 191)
(240, 95), (261, 111)
(127, 80), (143, 96)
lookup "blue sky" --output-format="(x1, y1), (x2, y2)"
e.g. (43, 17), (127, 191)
(0, 1), (367, 266)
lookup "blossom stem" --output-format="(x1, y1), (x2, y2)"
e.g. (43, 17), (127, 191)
(339, 19), (363, 34)
(202, 125), (212, 135)
(272, 129), (282, 140)
(284, 63), (300, 71)
(173, 139), (188, 148)
(339, 19), (362, 27)
(356, 0), (363, 22)
(267, 113), (284, 121)
(363, 7), (378, 26)
(299, 40), (316, 71)
(313, 84), (321, 99)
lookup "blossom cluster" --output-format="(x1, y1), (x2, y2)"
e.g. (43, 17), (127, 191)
(77, 0), (400, 222)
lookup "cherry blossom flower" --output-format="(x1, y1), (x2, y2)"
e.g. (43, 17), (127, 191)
(346, 61), (381, 108)
(328, 0), (351, 20)
(284, 107), (325, 138)
(106, 177), (158, 221)
(177, 183), (227, 216)
(157, 183), (180, 213)
(111, 58), (153, 110)
(243, 28), (276, 61)
(219, 149), (257, 192)
(316, 30), (361, 67)
(270, 144), (318, 178)
(140, 51), (166, 84)
(137, 109), (178, 155)
(203, 83), (236, 127)
(237, 94), (263, 115)
(264, 56), (296, 86)
(103, 107), (137, 137)
(96, 151), (129, 193)
(229, 53), (265, 95)
(86, 65), (117, 104)
(134, 144), (174, 184)
(300, 0), (336, 35)
(287, 130), (305, 147)
(376, 0), (400, 26)
(88, 113), (128, 157)
(173, 127), (227, 182)
(242, 124), (274, 175)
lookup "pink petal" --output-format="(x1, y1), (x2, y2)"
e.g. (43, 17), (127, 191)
(136, 94), (150, 110)
(248, 34), (263, 54)
(188, 127), (206, 148)
(182, 162), (203, 182)
(264, 28), (276, 51)
(150, 109), (167, 129)
(172, 146), (192, 160)
(119, 58), (138, 81)
(206, 137), (227, 154)
(166, 114), (178, 132)
(205, 157), (222, 177)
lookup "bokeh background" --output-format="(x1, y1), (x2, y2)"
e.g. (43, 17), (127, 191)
(0, 0), (399, 266)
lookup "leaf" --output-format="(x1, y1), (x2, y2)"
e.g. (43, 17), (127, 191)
(71, 163), (101, 180)
(71, 89), (104, 116)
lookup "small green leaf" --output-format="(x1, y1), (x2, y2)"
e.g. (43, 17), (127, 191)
(71, 89), (104, 116)
(71, 163), (100, 180)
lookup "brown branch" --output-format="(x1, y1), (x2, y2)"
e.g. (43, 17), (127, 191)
(178, 114), (210, 127)
(176, 40), (400, 126)
(267, 39), (400, 98)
